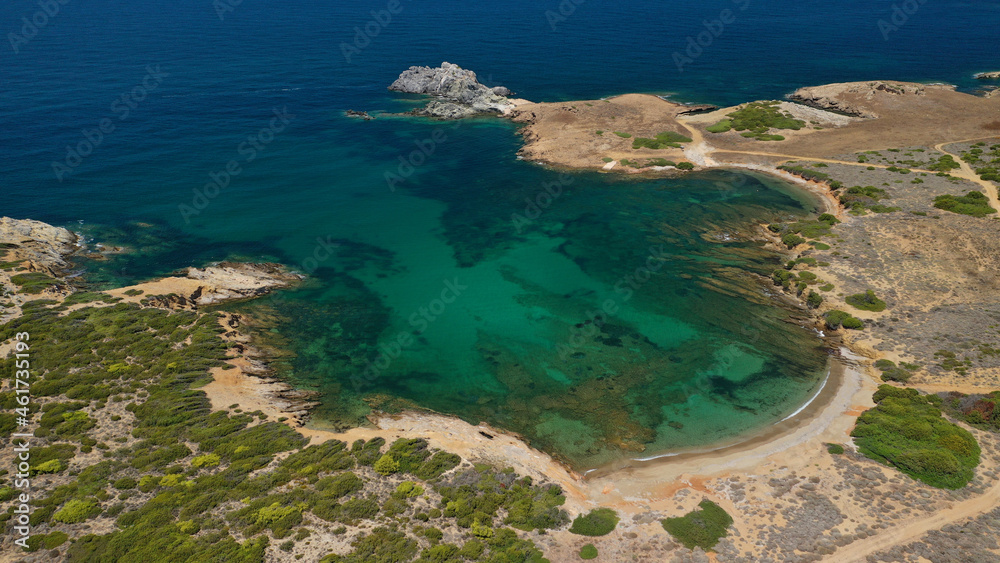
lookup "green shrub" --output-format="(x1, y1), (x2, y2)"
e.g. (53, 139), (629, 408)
(852, 385), (980, 489)
(845, 290), (887, 312)
(824, 310), (863, 330)
(772, 269), (793, 288)
(661, 500), (733, 551)
(569, 508), (619, 536)
(579, 544), (599, 559)
(827, 443), (845, 454)
(806, 291), (823, 308)
(631, 131), (692, 150)
(374, 456), (399, 477)
(725, 101), (804, 140)
(321, 526), (417, 563)
(192, 453), (221, 468)
(53, 499), (101, 524)
(613, 131), (631, 138)
(315, 472), (363, 499)
(10, 272), (61, 294)
(113, 477), (137, 490)
(32, 459), (65, 474)
(393, 481), (424, 499)
(706, 120), (732, 133)
(676, 162), (695, 170)
(782, 234), (806, 248)
(933, 191), (996, 217)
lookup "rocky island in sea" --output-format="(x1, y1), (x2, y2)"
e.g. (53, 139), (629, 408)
(388, 62), (523, 118)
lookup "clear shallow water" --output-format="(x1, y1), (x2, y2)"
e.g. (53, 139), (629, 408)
(3, 0), (996, 467)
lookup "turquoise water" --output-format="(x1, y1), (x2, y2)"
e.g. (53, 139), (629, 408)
(4, 0), (995, 467)
(234, 155), (832, 468)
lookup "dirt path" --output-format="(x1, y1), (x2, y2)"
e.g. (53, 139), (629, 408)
(711, 149), (937, 173)
(831, 477), (1000, 562)
(674, 120), (939, 172)
(933, 139), (1000, 212)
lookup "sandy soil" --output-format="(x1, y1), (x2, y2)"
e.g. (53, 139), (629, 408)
(509, 93), (709, 170)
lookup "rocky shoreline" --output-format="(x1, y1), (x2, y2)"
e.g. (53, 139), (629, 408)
(0, 217), (79, 274)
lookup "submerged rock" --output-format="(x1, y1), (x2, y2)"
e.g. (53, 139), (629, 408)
(345, 109), (375, 120)
(389, 62), (516, 118)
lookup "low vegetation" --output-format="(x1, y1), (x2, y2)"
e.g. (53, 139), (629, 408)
(824, 310), (864, 330)
(631, 131), (692, 150)
(851, 385), (980, 489)
(711, 101), (804, 141)
(933, 191), (996, 217)
(845, 290), (887, 312)
(660, 500), (733, 552)
(839, 185), (900, 214)
(873, 359), (915, 383)
(778, 165), (830, 183)
(926, 154), (961, 172)
(958, 142), (1000, 183)
(705, 120), (731, 133)
(941, 390), (1000, 431)
(568, 508), (619, 537)
(9, 272), (61, 294)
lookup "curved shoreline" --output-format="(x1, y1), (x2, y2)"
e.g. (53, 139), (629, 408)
(580, 348), (860, 482)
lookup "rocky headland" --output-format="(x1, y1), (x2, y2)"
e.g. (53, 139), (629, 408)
(107, 261), (303, 309)
(0, 216), (79, 274)
(388, 62), (523, 118)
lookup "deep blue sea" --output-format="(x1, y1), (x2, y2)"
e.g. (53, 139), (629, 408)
(2, 0), (997, 467)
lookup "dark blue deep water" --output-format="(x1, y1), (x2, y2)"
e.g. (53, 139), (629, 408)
(2, 0), (997, 467)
